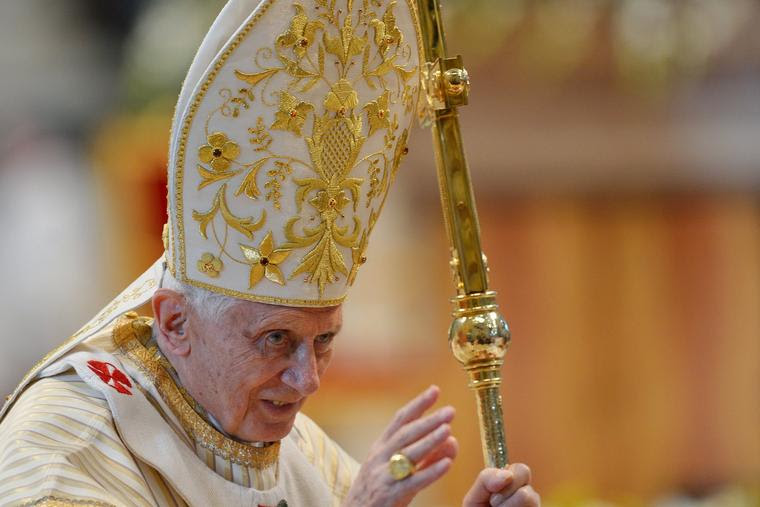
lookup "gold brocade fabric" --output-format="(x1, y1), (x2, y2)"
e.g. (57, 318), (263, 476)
(111, 314), (282, 486)
(23, 498), (113, 507)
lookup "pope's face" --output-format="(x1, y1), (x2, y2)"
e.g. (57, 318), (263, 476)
(181, 301), (341, 442)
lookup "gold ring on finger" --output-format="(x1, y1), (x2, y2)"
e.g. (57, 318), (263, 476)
(389, 452), (415, 480)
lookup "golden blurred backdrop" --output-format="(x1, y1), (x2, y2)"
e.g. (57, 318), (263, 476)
(0, 0), (758, 505)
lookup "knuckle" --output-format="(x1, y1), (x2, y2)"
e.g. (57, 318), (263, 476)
(513, 486), (532, 505)
(389, 413), (404, 430)
(512, 462), (532, 482)
(479, 467), (498, 480)
(514, 485), (540, 507)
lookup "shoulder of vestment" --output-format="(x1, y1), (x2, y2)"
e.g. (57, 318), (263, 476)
(0, 374), (155, 506)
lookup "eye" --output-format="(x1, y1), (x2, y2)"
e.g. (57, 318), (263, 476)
(314, 333), (334, 352)
(265, 331), (288, 347)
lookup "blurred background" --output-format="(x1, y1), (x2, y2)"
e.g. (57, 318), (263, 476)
(0, 0), (758, 505)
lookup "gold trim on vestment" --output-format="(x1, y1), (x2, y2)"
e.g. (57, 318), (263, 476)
(21, 496), (115, 507)
(112, 314), (280, 469)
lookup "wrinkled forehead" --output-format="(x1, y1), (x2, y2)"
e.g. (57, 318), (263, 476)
(218, 300), (343, 332)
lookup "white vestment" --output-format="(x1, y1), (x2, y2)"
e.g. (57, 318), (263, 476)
(0, 312), (358, 506)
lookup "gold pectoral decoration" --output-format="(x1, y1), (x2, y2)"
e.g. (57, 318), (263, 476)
(112, 314), (280, 469)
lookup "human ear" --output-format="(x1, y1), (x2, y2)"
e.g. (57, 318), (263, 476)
(151, 288), (191, 356)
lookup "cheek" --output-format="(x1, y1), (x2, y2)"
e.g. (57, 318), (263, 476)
(231, 356), (287, 396)
(316, 351), (333, 375)
(192, 337), (254, 395)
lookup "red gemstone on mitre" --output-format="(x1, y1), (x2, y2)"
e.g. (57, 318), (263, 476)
(87, 360), (133, 395)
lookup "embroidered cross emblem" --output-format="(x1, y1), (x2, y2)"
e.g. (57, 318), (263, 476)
(87, 360), (133, 395)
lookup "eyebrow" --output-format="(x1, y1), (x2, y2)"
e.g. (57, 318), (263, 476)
(249, 312), (342, 336)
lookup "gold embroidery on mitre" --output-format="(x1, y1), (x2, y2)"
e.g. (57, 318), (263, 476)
(240, 231), (293, 287)
(197, 252), (223, 278)
(172, 0), (422, 303)
(112, 314), (280, 469)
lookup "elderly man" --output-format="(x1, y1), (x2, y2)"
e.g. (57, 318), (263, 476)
(0, 0), (539, 505)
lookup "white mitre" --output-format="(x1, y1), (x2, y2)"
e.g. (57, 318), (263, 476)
(1, 0), (423, 418)
(166, 0), (423, 306)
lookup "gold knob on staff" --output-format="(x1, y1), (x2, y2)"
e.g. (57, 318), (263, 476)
(450, 291), (510, 467)
(443, 67), (469, 97)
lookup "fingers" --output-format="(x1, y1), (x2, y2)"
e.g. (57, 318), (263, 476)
(347, 387), (461, 507)
(380, 385), (440, 441)
(415, 435), (458, 470)
(463, 468), (514, 506)
(399, 456), (453, 493)
(402, 421), (452, 465)
(463, 464), (535, 507)
(494, 485), (540, 507)
(489, 463), (531, 504)
(386, 405), (455, 457)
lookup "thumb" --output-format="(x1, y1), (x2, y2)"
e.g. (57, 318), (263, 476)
(462, 468), (513, 506)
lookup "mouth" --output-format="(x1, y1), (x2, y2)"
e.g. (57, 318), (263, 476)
(261, 398), (300, 417)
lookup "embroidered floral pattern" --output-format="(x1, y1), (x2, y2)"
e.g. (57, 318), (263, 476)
(240, 231), (292, 287)
(371, 1), (404, 55)
(197, 252), (223, 278)
(248, 117), (273, 151)
(265, 161), (293, 210)
(348, 230), (369, 285)
(324, 79), (359, 113)
(276, 4), (324, 57)
(364, 90), (391, 135)
(271, 92), (314, 135)
(199, 132), (241, 171)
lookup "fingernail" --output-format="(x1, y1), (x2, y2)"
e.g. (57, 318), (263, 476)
(436, 424), (450, 436)
(491, 493), (505, 505)
(437, 406), (455, 420)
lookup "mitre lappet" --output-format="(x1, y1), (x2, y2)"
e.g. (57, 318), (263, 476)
(1, 0), (423, 414)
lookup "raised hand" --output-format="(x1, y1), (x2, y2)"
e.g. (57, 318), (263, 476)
(343, 385), (459, 507)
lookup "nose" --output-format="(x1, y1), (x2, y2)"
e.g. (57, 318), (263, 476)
(281, 345), (320, 396)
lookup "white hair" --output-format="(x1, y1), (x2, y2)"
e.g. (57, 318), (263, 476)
(160, 270), (240, 322)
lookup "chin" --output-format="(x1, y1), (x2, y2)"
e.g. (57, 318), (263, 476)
(234, 411), (299, 443)
(236, 419), (295, 443)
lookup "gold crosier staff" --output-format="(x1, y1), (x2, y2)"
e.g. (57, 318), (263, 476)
(416, 0), (511, 468)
